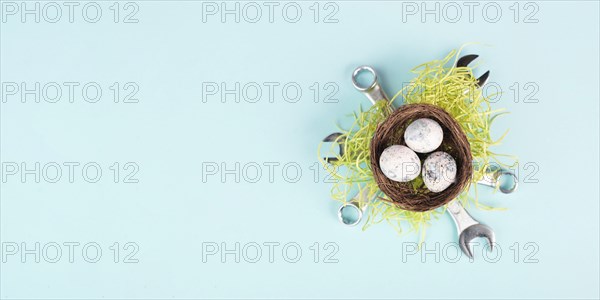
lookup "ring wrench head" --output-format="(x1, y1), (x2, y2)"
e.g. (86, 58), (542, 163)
(337, 188), (372, 226)
(497, 171), (518, 194)
(351, 66), (389, 104)
(477, 168), (518, 194)
(337, 201), (364, 226)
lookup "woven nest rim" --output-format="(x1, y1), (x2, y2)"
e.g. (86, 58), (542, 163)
(370, 103), (473, 212)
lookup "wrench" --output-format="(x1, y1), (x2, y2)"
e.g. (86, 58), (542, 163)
(456, 54), (490, 87)
(457, 56), (519, 195)
(447, 200), (495, 259)
(329, 65), (389, 225)
(477, 167), (518, 194)
(337, 188), (371, 226)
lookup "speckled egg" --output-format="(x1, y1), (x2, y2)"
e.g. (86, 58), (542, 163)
(379, 145), (421, 182)
(422, 151), (457, 192)
(404, 118), (444, 153)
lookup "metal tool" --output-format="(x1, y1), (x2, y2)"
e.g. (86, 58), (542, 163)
(321, 66), (391, 164)
(329, 66), (389, 225)
(337, 188), (371, 226)
(456, 54), (490, 87)
(351, 65), (389, 105)
(477, 167), (518, 194)
(322, 132), (344, 163)
(447, 200), (495, 259)
(449, 54), (496, 258)
(454, 55), (518, 195)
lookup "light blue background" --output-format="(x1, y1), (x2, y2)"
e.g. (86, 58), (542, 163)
(1, 1), (599, 299)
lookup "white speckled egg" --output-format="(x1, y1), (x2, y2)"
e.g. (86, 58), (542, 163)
(404, 118), (444, 153)
(379, 145), (421, 182)
(422, 151), (457, 192)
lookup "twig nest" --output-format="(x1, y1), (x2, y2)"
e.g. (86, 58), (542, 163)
(404, 118), (444, 153)
(370, 103), (473, 212)
(379, 145), (421, 182)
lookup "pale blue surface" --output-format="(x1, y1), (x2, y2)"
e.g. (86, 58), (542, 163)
(1, 1), (599, 299)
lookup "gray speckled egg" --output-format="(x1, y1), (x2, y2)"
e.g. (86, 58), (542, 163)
(422, 151), (457, 192)
(404, 118), (444, 153)
(379, 145), (421, 182)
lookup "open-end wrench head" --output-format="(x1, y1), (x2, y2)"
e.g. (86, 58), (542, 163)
(323, 132), (343, 143)
(456, 54), (490, 88)
(322, 132), (345, 163)
(459, 224), (496, 259)
(477, 70), (490, 88)
(456, 54), (479, 68)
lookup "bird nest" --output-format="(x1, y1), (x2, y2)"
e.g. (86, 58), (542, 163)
(370, 103), (473, 212)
